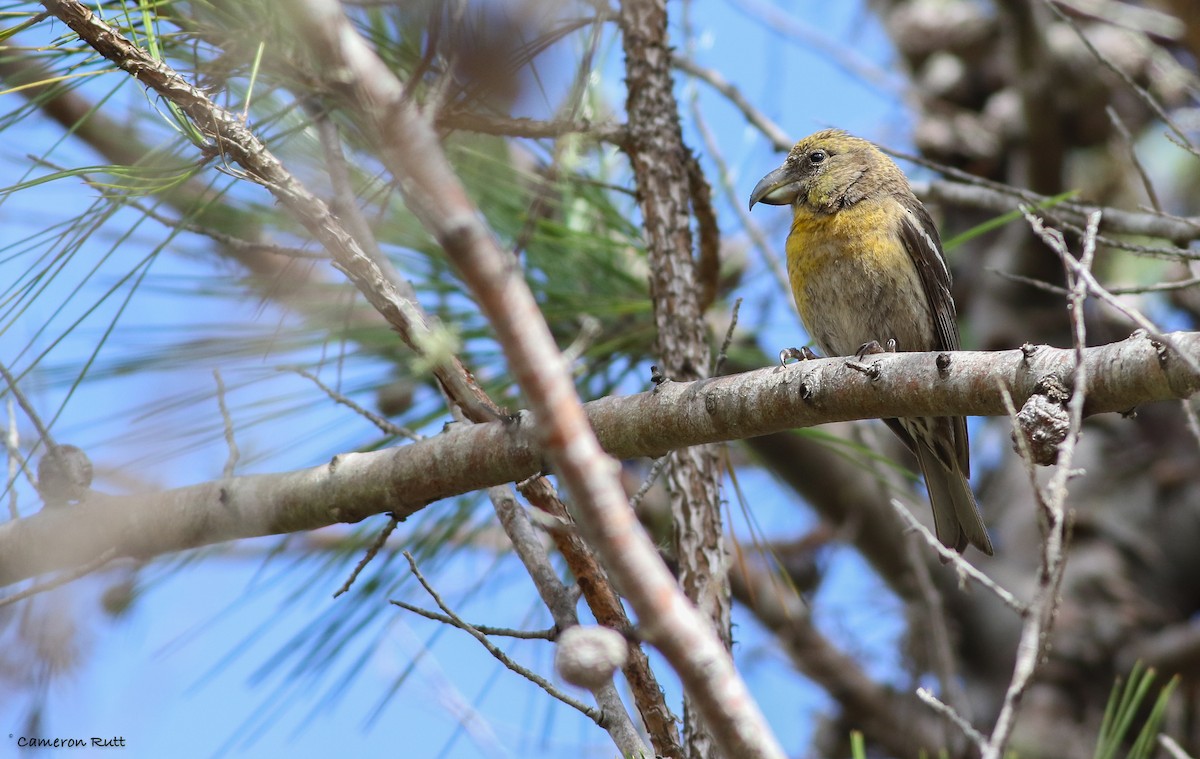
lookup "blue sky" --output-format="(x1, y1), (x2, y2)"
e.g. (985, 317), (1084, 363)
(0, 1), (922, 756)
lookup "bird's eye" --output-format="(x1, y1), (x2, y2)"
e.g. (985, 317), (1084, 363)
(809, 150), (827, 165)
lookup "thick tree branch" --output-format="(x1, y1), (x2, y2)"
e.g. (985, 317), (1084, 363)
(3, 333), (1196, 587)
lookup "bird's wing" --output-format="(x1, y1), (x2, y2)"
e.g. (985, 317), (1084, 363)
(897, 201), (959, 353)
(897, 200), (971, 475)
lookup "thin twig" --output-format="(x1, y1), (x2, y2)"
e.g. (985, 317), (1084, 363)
(1106, 105), (1161, 212)
(628, 456), (669, 511)
(213, 369), (239, 480)
(402, 551), (604, 722)
(390, 599), (556, 639)
(916, 170), (1200, 246)
(0, 548), (117, 608)
(727, 0), (908, 103)
(891, 499), (1027, 615)
(1040, 0), (1196, 154)
(1024, 207), (1200, 376)
(713, 297), (743, 377)
(1108, 275), (1200, 295)
(286, 367), (419, 440)
(987, 268), (1071, 297)
(981, 212), (1099, 759)
(905, 536), (974, 726)
(0, 363), (54, 447)
(916, 687), (987, 750)
(689, 102), (790, 294)
(671, 54), (791, 151)
(333, 514), (398, 598)
(435, 111), (626, 144)
(563, 316), (602, 366)
(128, 199), (326, 259)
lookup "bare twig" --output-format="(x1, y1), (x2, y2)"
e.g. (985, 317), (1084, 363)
(488, 485), (650, 758)
(390, 599), (556, 639)
(434, 111), (627, 144)
(1052, 0), (1184, 39)
(1040, 0), (1196, 154)
(286, 367), (419, 440)
(988, 268), (1072, 297)
(713, 297), (743, 377)
(0, 363), (54, 447)
(213, 369), (239, 480)
(727, 0), (908, 102)
(1106, 104), (1162, 212)
(672, 54), (791, 152)
(916, 687), (987, 750)
(628, 456), (669, 511)
(1108, 275), (1200, 295)
(688, 101), (790, 293)
(0, 548), (117, 608)
(333, 514), (398, 598)
(1024, 207), (1200, 376)
(402, 551), (603, 721)
(917, 176), (1200, 246)
(905, 536), (973, 726)
(980, 212), (1101, 759)
(891, 499), (1028, 615)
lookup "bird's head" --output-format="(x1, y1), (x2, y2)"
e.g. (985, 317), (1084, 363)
(749, 129), (900, 213)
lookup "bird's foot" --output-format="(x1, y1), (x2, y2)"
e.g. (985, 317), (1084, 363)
(779, 346), (820, 366)
(854, 338), (898, 360)
(846, 338), (897, 379)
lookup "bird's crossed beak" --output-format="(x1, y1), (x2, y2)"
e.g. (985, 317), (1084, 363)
(748, 164), (801, 211)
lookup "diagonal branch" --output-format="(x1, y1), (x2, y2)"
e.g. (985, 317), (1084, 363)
(286, 1), (779, 756)
(33, 3), (681, 754)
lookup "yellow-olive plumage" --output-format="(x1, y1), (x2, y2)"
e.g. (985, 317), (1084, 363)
(750, 129), (993, 556)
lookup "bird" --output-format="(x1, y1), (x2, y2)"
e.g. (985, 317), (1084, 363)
(749, 128), (993, 556)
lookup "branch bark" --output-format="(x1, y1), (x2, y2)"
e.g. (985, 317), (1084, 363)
(4, 333), (1196, 587)
(618, 1), (728, 754)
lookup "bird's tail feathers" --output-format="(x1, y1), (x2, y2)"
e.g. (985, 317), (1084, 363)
(915, 442), (994, 556)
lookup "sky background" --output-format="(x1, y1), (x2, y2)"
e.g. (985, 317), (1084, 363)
(0, 1), (924, 756)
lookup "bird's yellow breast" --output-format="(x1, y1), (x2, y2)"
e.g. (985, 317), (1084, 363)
(784, 198), (933, 356)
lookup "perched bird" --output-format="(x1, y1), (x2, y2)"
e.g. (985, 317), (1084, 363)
(749, 129), (993, 555)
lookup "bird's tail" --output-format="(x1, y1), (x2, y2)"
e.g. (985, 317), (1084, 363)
(914, 437), (994, 556)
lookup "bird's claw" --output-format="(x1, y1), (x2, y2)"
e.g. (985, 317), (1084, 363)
(854, 338), (897, 360)
(779, 346), (819, 366)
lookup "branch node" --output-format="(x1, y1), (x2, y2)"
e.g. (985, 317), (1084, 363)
(936, 352), (952, 377)
(845, 359), (881, 380)
(1012, 376), (1072, 466)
